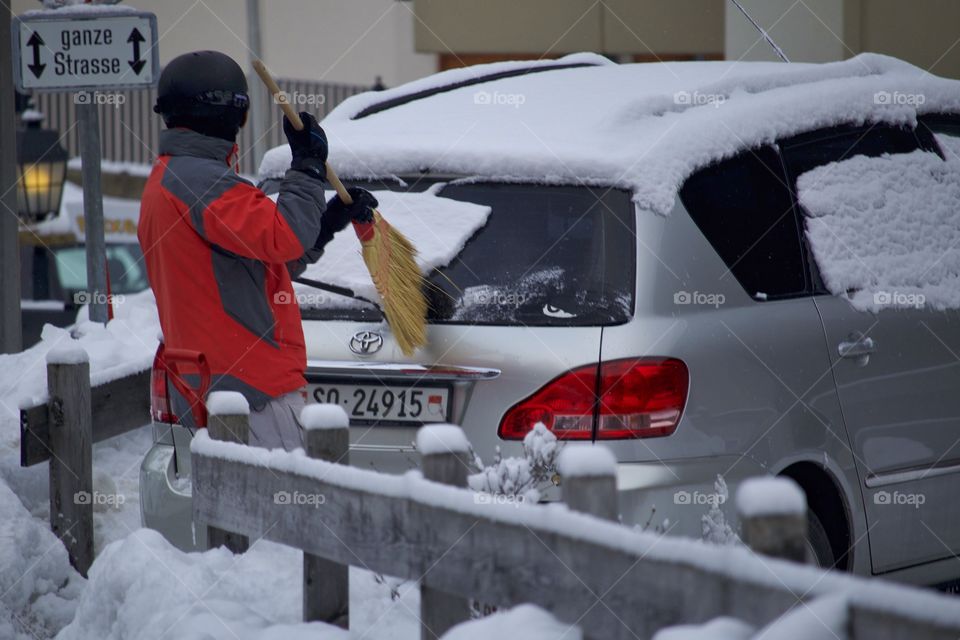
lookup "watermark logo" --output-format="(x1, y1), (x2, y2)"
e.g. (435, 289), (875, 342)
(74, 490), (125, 507)
(274, 91), (326, 107)
(874, 490), (925, 509)
(273, 291), (329, 306)
(74, 92), (126, 108)
(674, 290), (725, 308)
(274, 490), (326, 508)
(473, 90), (526, 109)
(874, 91), (926, 106)
(674, 91), (725, 108)
(74, 291), (125, 307)
(873, 290), (925, 309)
(474, 493), (526, 508)
(674, 490), (726, 507)
(465, 289), (529, 308)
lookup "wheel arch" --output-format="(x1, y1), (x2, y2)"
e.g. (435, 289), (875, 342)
(779, 461), (853, 571)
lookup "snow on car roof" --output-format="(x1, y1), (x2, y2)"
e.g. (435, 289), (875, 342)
(260, 52), (960, 216)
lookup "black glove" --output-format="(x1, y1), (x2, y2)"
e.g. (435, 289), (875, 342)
(283, 111), (328, 180)
(316, 188), (378, 248)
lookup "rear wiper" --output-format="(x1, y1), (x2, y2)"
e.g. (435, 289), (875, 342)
(293, 277), (382, 313)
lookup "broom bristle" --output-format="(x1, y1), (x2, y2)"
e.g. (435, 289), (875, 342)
(359, 211), (427, 356)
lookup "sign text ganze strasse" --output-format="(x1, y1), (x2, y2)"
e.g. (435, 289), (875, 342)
(13, 11), (158, 91)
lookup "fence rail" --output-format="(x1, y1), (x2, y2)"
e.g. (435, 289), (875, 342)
(31, 75), (370, 176)
(193, 401), (960, 640)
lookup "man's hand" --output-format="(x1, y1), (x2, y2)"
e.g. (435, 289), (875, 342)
(283, 111), (328, 180)
(315, 188), (378, 249)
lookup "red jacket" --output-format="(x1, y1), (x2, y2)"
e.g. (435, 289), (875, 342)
(139, 128), (325, 410)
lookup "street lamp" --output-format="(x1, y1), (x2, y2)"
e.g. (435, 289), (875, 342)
(16, 109), (68, 222)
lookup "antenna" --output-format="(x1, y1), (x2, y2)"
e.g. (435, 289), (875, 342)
(728, 0), (791, 63)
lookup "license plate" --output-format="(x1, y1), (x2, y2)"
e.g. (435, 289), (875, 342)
(308, 382), (451, 425)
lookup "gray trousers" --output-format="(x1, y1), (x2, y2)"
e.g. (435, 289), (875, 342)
(248, 389), (306, 451)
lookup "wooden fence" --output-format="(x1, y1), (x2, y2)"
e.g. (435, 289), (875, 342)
(193, 397), (960, 640)
(19, 353), (150, 577)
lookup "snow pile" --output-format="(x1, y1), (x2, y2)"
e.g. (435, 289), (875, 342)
(443, 603), (582, 639)
(799, 134), (960, 311)
(0, 481), (84, 639)
(46, 343), (89, 366)
(736, 477), (806, 519)
(261, 53), (960, 216)
(652, 617), (755, 640)
(556, 444), (616, 477)
(291, 188), (490, 304)
(57, 529), (341, 640)
(299, 403), (349, 431)
(416, 424), (471, 455)
(207, 391), (250, 416)
(27, 181), (142, 243)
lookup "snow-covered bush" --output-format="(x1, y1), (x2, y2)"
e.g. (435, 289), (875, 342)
(468, 423), (561, 504)
(701, 475), (740, 546)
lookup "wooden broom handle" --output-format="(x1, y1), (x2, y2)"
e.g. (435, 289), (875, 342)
(252, 60), (353, 205)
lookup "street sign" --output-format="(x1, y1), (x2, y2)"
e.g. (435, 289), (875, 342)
(12, 10), (158, 92)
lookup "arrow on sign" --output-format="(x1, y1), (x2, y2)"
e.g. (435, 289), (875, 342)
(26, 32), (45, 79)
(127, 28), (146, 75)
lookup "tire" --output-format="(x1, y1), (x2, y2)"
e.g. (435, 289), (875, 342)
(806, 509), (836, 569)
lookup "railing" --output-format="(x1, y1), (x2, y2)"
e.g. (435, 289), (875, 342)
(30, 75), (371, 176)
(19, 347), (150, 577)
(193, 395), (960, 640)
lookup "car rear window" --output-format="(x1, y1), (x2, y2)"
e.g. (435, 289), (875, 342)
(299, 181), (636, 326)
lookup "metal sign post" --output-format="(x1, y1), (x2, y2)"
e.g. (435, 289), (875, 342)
(12, 9), (158, 324)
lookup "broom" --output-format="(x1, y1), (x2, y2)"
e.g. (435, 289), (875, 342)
(253, 61), (427, 356)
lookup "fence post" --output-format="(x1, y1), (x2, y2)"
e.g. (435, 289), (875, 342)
(205, 391), (250, 554)
(736, 476), (808, 564)
(418, 425), (473, 640)
(46, 345), (94, 577)
(558, 445), (619, 522)
(300, 404), (350, 628)
(557, 445), (618, 640)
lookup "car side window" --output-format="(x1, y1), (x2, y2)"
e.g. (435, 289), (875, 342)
(780, 124), (933, 294)
(779, 124), (934, 188)
(678, 145), (807, 299)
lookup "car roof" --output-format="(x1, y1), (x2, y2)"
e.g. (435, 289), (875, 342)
(260, 52), (960, 215)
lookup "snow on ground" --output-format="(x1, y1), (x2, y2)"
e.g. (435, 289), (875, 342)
(798, 133), (960, 311)
(443, 604), (582, 640)
(260, 52), (960, 216)
(0, 480), (84, 640)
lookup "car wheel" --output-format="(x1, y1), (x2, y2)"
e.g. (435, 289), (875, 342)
(805, 509), (835, 569)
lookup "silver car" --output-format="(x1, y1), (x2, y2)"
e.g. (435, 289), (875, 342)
(142, 56), (960, 588)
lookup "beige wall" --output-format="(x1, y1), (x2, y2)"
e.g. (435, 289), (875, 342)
(726, 0), (960, 78)
(11, 0), (436, 86)
(854, 0), (960, 78)
(725, 0), (846, 63)
(413, 0), (724, 57)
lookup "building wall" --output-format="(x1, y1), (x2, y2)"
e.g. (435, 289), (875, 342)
(725, 0), (960, 78)
(11, 0), (436, 86)
(413, 0), (724, 59)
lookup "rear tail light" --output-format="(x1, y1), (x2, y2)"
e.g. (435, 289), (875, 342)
(498, 358), (689, 441)
(149, 343), (212, 428)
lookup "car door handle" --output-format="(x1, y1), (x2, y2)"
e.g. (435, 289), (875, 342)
(838, 335), (876, 359)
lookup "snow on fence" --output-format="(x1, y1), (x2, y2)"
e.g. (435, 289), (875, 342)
(193, 403), (960, 640)
(19, 351), (150, 577)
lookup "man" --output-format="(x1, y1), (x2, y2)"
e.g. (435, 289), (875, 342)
(138, 50), (376, 450)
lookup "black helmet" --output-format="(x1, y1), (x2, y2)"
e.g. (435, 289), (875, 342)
(154, 51), (249, 138)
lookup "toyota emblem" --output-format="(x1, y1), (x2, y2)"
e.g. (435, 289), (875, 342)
(349, 330), (384, 355)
